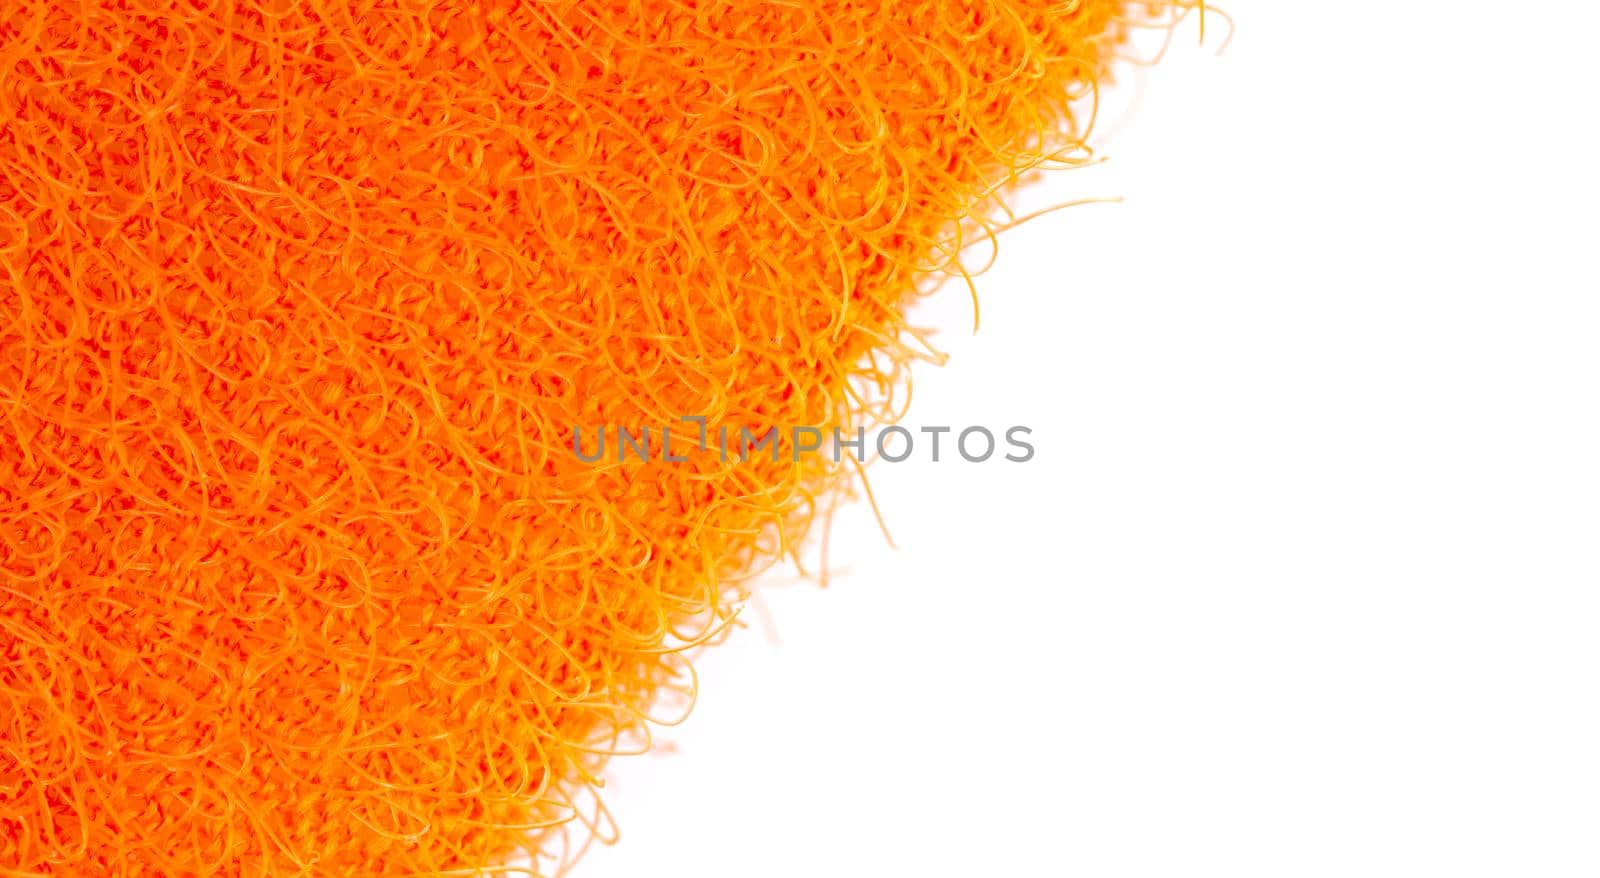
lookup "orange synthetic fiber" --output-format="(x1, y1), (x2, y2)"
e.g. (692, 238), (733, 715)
(0, 1), (1190, 874)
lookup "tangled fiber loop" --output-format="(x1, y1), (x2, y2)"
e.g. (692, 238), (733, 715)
(1, 0), (1186, 873)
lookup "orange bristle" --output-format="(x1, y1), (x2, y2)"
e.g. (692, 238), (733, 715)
(0, 1), (1186, 873)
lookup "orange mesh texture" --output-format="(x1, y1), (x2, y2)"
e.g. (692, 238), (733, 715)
(1, 1), (1181, 873)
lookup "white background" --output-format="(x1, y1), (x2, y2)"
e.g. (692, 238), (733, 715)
(582, 3), (1600, 876)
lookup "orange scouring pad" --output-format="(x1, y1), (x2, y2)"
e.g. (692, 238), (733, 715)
(1, 1), (1175, 873)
